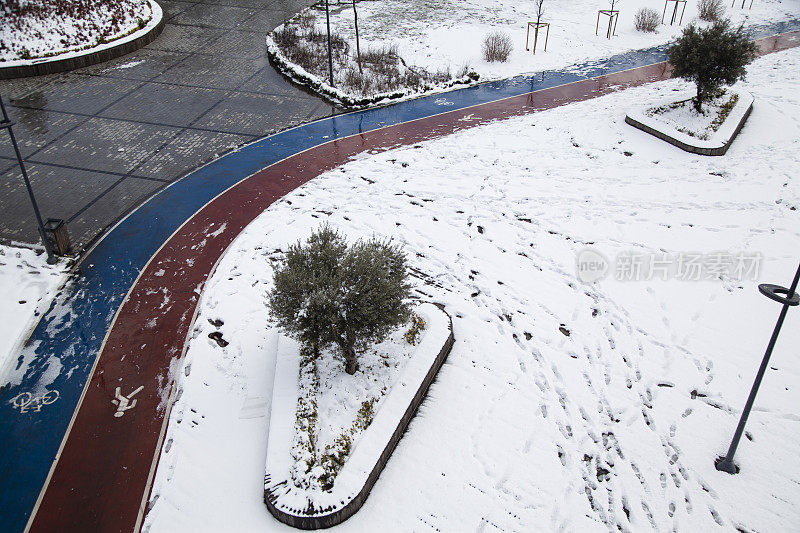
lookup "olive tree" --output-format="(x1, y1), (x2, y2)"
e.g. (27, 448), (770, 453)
(268, 224), (412, 375)
(668, 20), (757, 112)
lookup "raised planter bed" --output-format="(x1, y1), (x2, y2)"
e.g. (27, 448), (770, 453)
(625, 89), (754, 156)
(263, 302), (454, 529)
(0, 0), (164, 80)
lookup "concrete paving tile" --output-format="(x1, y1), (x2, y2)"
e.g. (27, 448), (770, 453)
(158, 0), (196, 21)
(193, 91), (327, 136)
(0, 108), (89, 159)
(34, 117), (182, 175)
(234, 8), (294, 32)
(100, 83), (228, 127)
(76, 48), (191, 82)
(8, 75), (144, 115)
(154, 54), (261, 90)
(134, 128), (253, 181)
(171, 4), (256, 29)
(146, 23), (227, 54)
(236, 63), (313, 96)
(196, 29), (270, 59)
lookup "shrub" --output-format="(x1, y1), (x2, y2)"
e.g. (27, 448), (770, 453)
(269, 224), (412, 375)
(668, 20), (757, 112)
(634, 7), (660, 32)
(403, 312), (427, 345)
(699, 0), (725, 22)
(482, 31), (512, 62)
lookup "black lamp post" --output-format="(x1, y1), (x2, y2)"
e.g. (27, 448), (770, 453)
(716, 262), (800, 474)
(325, 0), (335, 86)
(0, 94), (57, 264)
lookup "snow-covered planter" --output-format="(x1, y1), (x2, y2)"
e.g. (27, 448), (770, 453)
(625, 89), (754, 155)
(266, 31), (478, 110)
(264, 302), (454, 529)
(0, 0), (163, 79)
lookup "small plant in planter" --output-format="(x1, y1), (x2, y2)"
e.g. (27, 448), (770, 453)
(668, 19), (757, 112)
(268, 224), (412, 375)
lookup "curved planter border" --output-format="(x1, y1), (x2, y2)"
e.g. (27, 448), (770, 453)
(0, 1), (164, 80)
(265, 34), (477, 109)
(264, 303), (455, 529)
(624, 90), (754, 156)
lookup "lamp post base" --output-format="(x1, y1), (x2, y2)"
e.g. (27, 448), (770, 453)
(715, 455), (739, 474)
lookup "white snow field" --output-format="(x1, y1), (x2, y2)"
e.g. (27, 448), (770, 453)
(0, 245), (67, 383)
(279, 0), (800, 99)
(144, 48), (800, 533)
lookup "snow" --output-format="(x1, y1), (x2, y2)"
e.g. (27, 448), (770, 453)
(144, 47), (800, 532)
(265, 303), (451, 517)
(0, 245), (67, 385)
(0, 0), (159, 66)
(274, 0), (800, 103)
(628, 89), (755, 149)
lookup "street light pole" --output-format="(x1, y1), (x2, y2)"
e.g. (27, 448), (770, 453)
(0, 94), (57, 264)
(325, 0), (335, 86)
(715, 262), (800, 474)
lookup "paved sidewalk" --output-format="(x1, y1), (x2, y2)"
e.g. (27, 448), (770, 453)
(0, 0), (333, 251)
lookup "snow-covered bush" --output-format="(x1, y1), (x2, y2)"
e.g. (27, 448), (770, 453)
(268, 224), (412, 375)
(668, 20), (757, 111)
(634, 7), (660, 32)
(270, 14), (455, 99)
(699, 0), (725, 21)
(482, 31), (512, 62)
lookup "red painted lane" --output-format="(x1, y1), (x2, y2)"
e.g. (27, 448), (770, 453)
(29, 30), (800, 533)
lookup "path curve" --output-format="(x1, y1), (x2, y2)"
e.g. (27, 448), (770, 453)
(1, 21), (798, 533)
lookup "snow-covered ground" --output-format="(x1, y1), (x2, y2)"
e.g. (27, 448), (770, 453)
(0, 0), (153, 63)
(0, 245), (67, 384)
(274, 0), (799, 102)
(144, 47), (800, 532)
(643, 89), (741, 140)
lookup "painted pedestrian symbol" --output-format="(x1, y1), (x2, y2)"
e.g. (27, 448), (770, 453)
(112, 385), (144, 417)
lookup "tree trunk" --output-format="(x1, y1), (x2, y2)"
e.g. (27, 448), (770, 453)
(353, 0), (362, 73)
(343, 344), (358, 374)
(695, 85), (704, 113)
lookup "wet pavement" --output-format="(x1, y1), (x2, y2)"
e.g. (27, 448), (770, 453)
(0, 0), (333, 251)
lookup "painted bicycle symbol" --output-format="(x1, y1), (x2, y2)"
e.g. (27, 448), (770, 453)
(11, 390), (60, 414)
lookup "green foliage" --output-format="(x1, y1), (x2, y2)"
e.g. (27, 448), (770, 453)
(269, 224), (412, 374)
(319, 433), (352, 491)
(290, 345), (320, 489)
(403, 311), (427, 345)
(668, 19), (757, 112)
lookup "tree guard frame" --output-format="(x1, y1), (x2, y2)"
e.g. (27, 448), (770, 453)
(662, 0), (687, 25)
(596, 10), (619, 39)
(526, 21), (550, 54)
